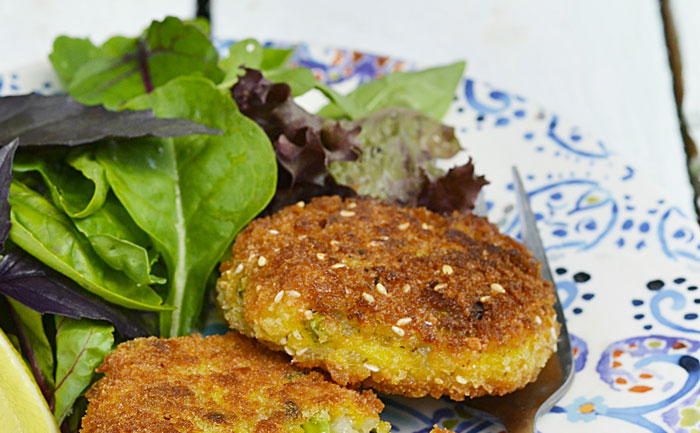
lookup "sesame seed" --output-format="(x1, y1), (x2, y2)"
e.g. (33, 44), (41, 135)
(340, 210), (356, 217)
(316, 252), (327, 261)
(434, 283), (447, 291)
(280, 337), (287, 345)
(297, 234), (307, 240)
(403, 284), (411, 293)
(421, 222), (429, 230)
(330, 240), (340, 247)
(425, 321), (433, 326)
(255, 285), (262, 292)
(273, 291), (284, 303)
(257, 256), (267, 266)
(491, 283), (506, 293)
(347, 202), (357, 209)
(535, 315), (542, 325)
(296, 347), (308, 355)
(288, 290), (301, 298)
(442, 264), (454, 275)
(248, 253), (256, 262)
(435, 378), (444, 385)
(391, 325), (405, 337)
(284, 346), (295, 356)
(455, 375), (468, 384)
(479, 296), (491, 302)
(380, 236), (389, 241)
(234, 264), (244, 274)
(362, 293), (375, 303)
(268, 229), (279, 235)
(296, 201), (305, 208)
(364, 363), (380, 372)
(304, 310), (313, 320)
(368, 240), (381, 247)
(331, 263), (347, 269)
(292, 330), (302, 340)
(398, 222), (410, 231)
(396, 317), (412, 326)
(375, 283), (388, 295)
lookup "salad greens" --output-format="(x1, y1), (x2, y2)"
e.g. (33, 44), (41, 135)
(0, 249), (155, 337)
(8, 180), (166, 310)
(329, 106), (462, 205)
(0, 15), (484, 431)
(51, 17), (223, 109)
(0, 139), (18, 250)
(0, 94), (220, 147)
(318, 61), (465, 120)
(98, 77), (276, 337)
(53, 317), (113, 424)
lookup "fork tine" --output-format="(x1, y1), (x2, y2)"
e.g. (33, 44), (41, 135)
(511, 167), (575, 418)
(473, 191), (488, 217)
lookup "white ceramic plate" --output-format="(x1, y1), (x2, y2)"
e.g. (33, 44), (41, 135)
(3, 44), (700, 433)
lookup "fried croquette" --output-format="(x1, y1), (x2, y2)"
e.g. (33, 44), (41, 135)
(81, 333), (390, 433)
(216, 196), (559, 400)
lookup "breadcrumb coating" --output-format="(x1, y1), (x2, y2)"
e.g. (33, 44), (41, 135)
(217, 196), (558, 399)
(81, 333), (389, 433)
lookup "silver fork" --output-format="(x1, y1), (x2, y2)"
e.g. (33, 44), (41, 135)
(465, 167), (574, 433)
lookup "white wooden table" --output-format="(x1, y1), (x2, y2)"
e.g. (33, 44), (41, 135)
(2, 0), (698, 219)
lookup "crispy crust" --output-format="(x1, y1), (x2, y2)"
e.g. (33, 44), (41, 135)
(81, 333), (384, 433)
(217, 196), (558, 399)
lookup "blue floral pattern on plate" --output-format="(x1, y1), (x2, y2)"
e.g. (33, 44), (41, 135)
(4, 42), (699, 433)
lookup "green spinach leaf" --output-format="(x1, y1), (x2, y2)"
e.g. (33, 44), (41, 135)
(14, 149), (164, 285)
(97, 77), (276, 336)
(73, 194), (164, 286)
(318, 61), (465, 120)
(13, 149), (108, 218)
(8, 180), (166, 310)
(50, 17), (224, 109)
(53, 317), (113, 424)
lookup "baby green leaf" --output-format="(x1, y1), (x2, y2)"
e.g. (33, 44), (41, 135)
(73, 194), (164, 286)
(51, 17), (224, 109)
(50, 37), (101, 87)
(13, 149), (108, 218)
(7, 298), (55, 390)
(97, 77), (277, 336)
(219, 39), (264, 87)
(53, 317), (113, 424)
(318, 61), (466, 120)
(8, 180), (166, 311)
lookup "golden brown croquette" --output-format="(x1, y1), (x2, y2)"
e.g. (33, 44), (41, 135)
(216, 196), (559, 400)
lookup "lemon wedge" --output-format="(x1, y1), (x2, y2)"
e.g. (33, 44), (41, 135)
(0, 327), (59, 433)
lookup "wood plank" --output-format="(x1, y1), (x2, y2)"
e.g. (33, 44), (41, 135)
(213, 0), (695, 216)
(669, 0), (700, 214)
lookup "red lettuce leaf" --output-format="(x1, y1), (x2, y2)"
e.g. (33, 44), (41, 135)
(0, 94), (221, 147)
(417, 159), (489, 214)
(0, 249), (155, 337)
(232, 68), (360, 189)
(0, 139), (18, 251)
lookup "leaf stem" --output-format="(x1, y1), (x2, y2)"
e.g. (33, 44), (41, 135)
(5, 297), (55, 411)
(137, 39), (153, 93)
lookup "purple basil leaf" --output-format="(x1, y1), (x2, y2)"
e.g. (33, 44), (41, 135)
(417, 159), (489, 214)
(0, 138), (19, 252)
(0, 249), (156, 337)
(0, 94), (221, 147)
(232, 68), (360, 188)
